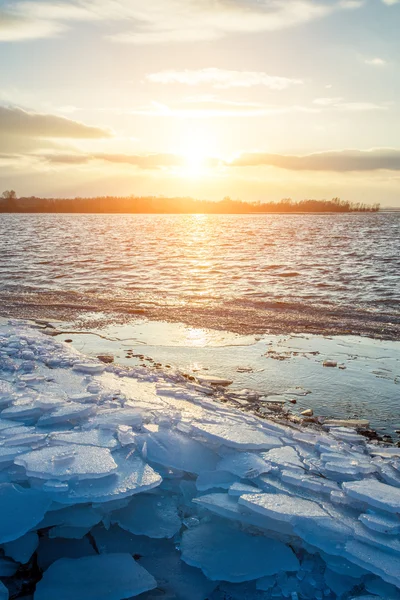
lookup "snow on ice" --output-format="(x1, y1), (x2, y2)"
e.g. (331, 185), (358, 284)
(0, 322), (400, 599)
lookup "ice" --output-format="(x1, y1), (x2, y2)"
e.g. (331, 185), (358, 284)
(239, 493), (329, 524)
(0, 484), (51, 543)
(112, 493), (181, 538)
(46, 448), (162, 504)
(359, 511), (400, 535)
(49, 429), (118, 449)
(72, 362), (105, 374)
(14, 445), (117, 480)
(261, 446), (304, 470)
(343, 479), (400, 513)
(37, 402), (96, 426)
(1, 323), (400, 599)
(192, 420), (283, 450)
(2, 531), (38, 563)
(0, 557), (18, 576)
(228, 482), (260, 496)
(34, 554), (157, 600)
(196, 470), (238, 491)
(144, 429), (218, 474)
(0, 581), (8, 600)
(217, 452), (272, 479)
(37, 504), (103, 529)
(182, 521), (299, 582)
(344, 540), (400, 588)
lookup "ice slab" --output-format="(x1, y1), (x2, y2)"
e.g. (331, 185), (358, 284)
(49, 429), (118, 449)
(34, 554), (157, 600)
(14, 445), (117, 481)
(261, 446), (304, 470)
(181, 521), (299, 582)
(2, 531), (38, 563)
(196, 470), (238, 492)
(112, 493), (181, 539)
(239, 493), (329, 524)
(72, 362), (105, 374)
(228, 482), (260, 497)
(37, 402), (95, 426)
(37, 504), (103, 529)
(344, 540), (400, 588)
(144, 430), (218, 475)
(0, 484), (52, 543)
(46, 448), (162, 504)
(359, 512), (400, 535)
(192, 420), (282, 450)
(139, 546), (218, 600)
(217, 453), (271, 479)
(343, 479), (400, 513)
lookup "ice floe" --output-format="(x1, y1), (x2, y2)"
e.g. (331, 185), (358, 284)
(0, 321), (400, 599)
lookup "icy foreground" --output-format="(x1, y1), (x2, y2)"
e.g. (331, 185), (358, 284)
(0, 324), (400, 599)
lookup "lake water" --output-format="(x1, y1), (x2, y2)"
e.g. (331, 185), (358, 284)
(0, 212), (399, 338)
(0, 212), (399, 433)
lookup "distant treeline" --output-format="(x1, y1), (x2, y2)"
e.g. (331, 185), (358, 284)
(0, 192), (380, 213)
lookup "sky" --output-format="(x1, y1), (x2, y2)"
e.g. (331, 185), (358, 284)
(0, 0), (399, 205)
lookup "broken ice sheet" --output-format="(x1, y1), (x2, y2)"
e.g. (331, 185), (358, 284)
(144, 429), (218, 474)
(217, 452), (271, 479)
(46, 448), (162, 504)
(181, 520), (299, 582)
(112, 493), (181, 539)
(14, 444), (117, 480)
(191, 420), (282, 450)
(2, 531), (38, 563)
(34, 554), (156, 600)
(0, 483), (51, 543)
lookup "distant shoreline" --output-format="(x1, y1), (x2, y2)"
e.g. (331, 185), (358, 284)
(0, 194), (380, 214)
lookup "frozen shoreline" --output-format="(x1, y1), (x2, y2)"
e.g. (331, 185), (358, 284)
(42, 318), (400, 438)
(1, 321), (400, 599)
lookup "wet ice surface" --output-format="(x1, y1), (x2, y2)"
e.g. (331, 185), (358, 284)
(55, 319), (400, 436)
(0, 323), (400, 599)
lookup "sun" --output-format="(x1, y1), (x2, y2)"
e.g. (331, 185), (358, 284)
(184, 146), (207, 178)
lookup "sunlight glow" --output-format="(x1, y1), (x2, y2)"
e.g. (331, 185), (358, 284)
(183, 146), (207, 178)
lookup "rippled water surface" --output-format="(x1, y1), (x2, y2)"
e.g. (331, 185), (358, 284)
(0, 213), (399, 337)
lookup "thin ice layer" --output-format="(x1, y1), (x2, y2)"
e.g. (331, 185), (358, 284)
(46, 448), (162, 504)
(0, 483), (52, 543)
(34, 554), (157, 600)
(112, 493), (181, 539)
(181, 521), (299, 582)
(343, 480), (400, 514)
(14, 445), (117, 481)
(192, 420), (282, 450)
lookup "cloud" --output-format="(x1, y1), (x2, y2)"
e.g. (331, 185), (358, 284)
(146, 68), (302, 90)
(381, 0), (399, 5)
(41, 152), (222, 169)
(0, 106), (111, 139)
(313, 97), (344, 106)
(313, 98), (387, 111)
(228, 148), (400, 171)
(364, 57), (387, 66)
(0, 0), (362, 44)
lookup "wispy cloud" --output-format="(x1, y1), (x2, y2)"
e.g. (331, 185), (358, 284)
(0, 106), (111, 139)
(146, 68), (302, 90)
(0, 0), (363, 44)
(228, 148), (400, 171)
(41, 152), (221, 169)
(313, 98), (388, 111)
(364, 57), (387, 66)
